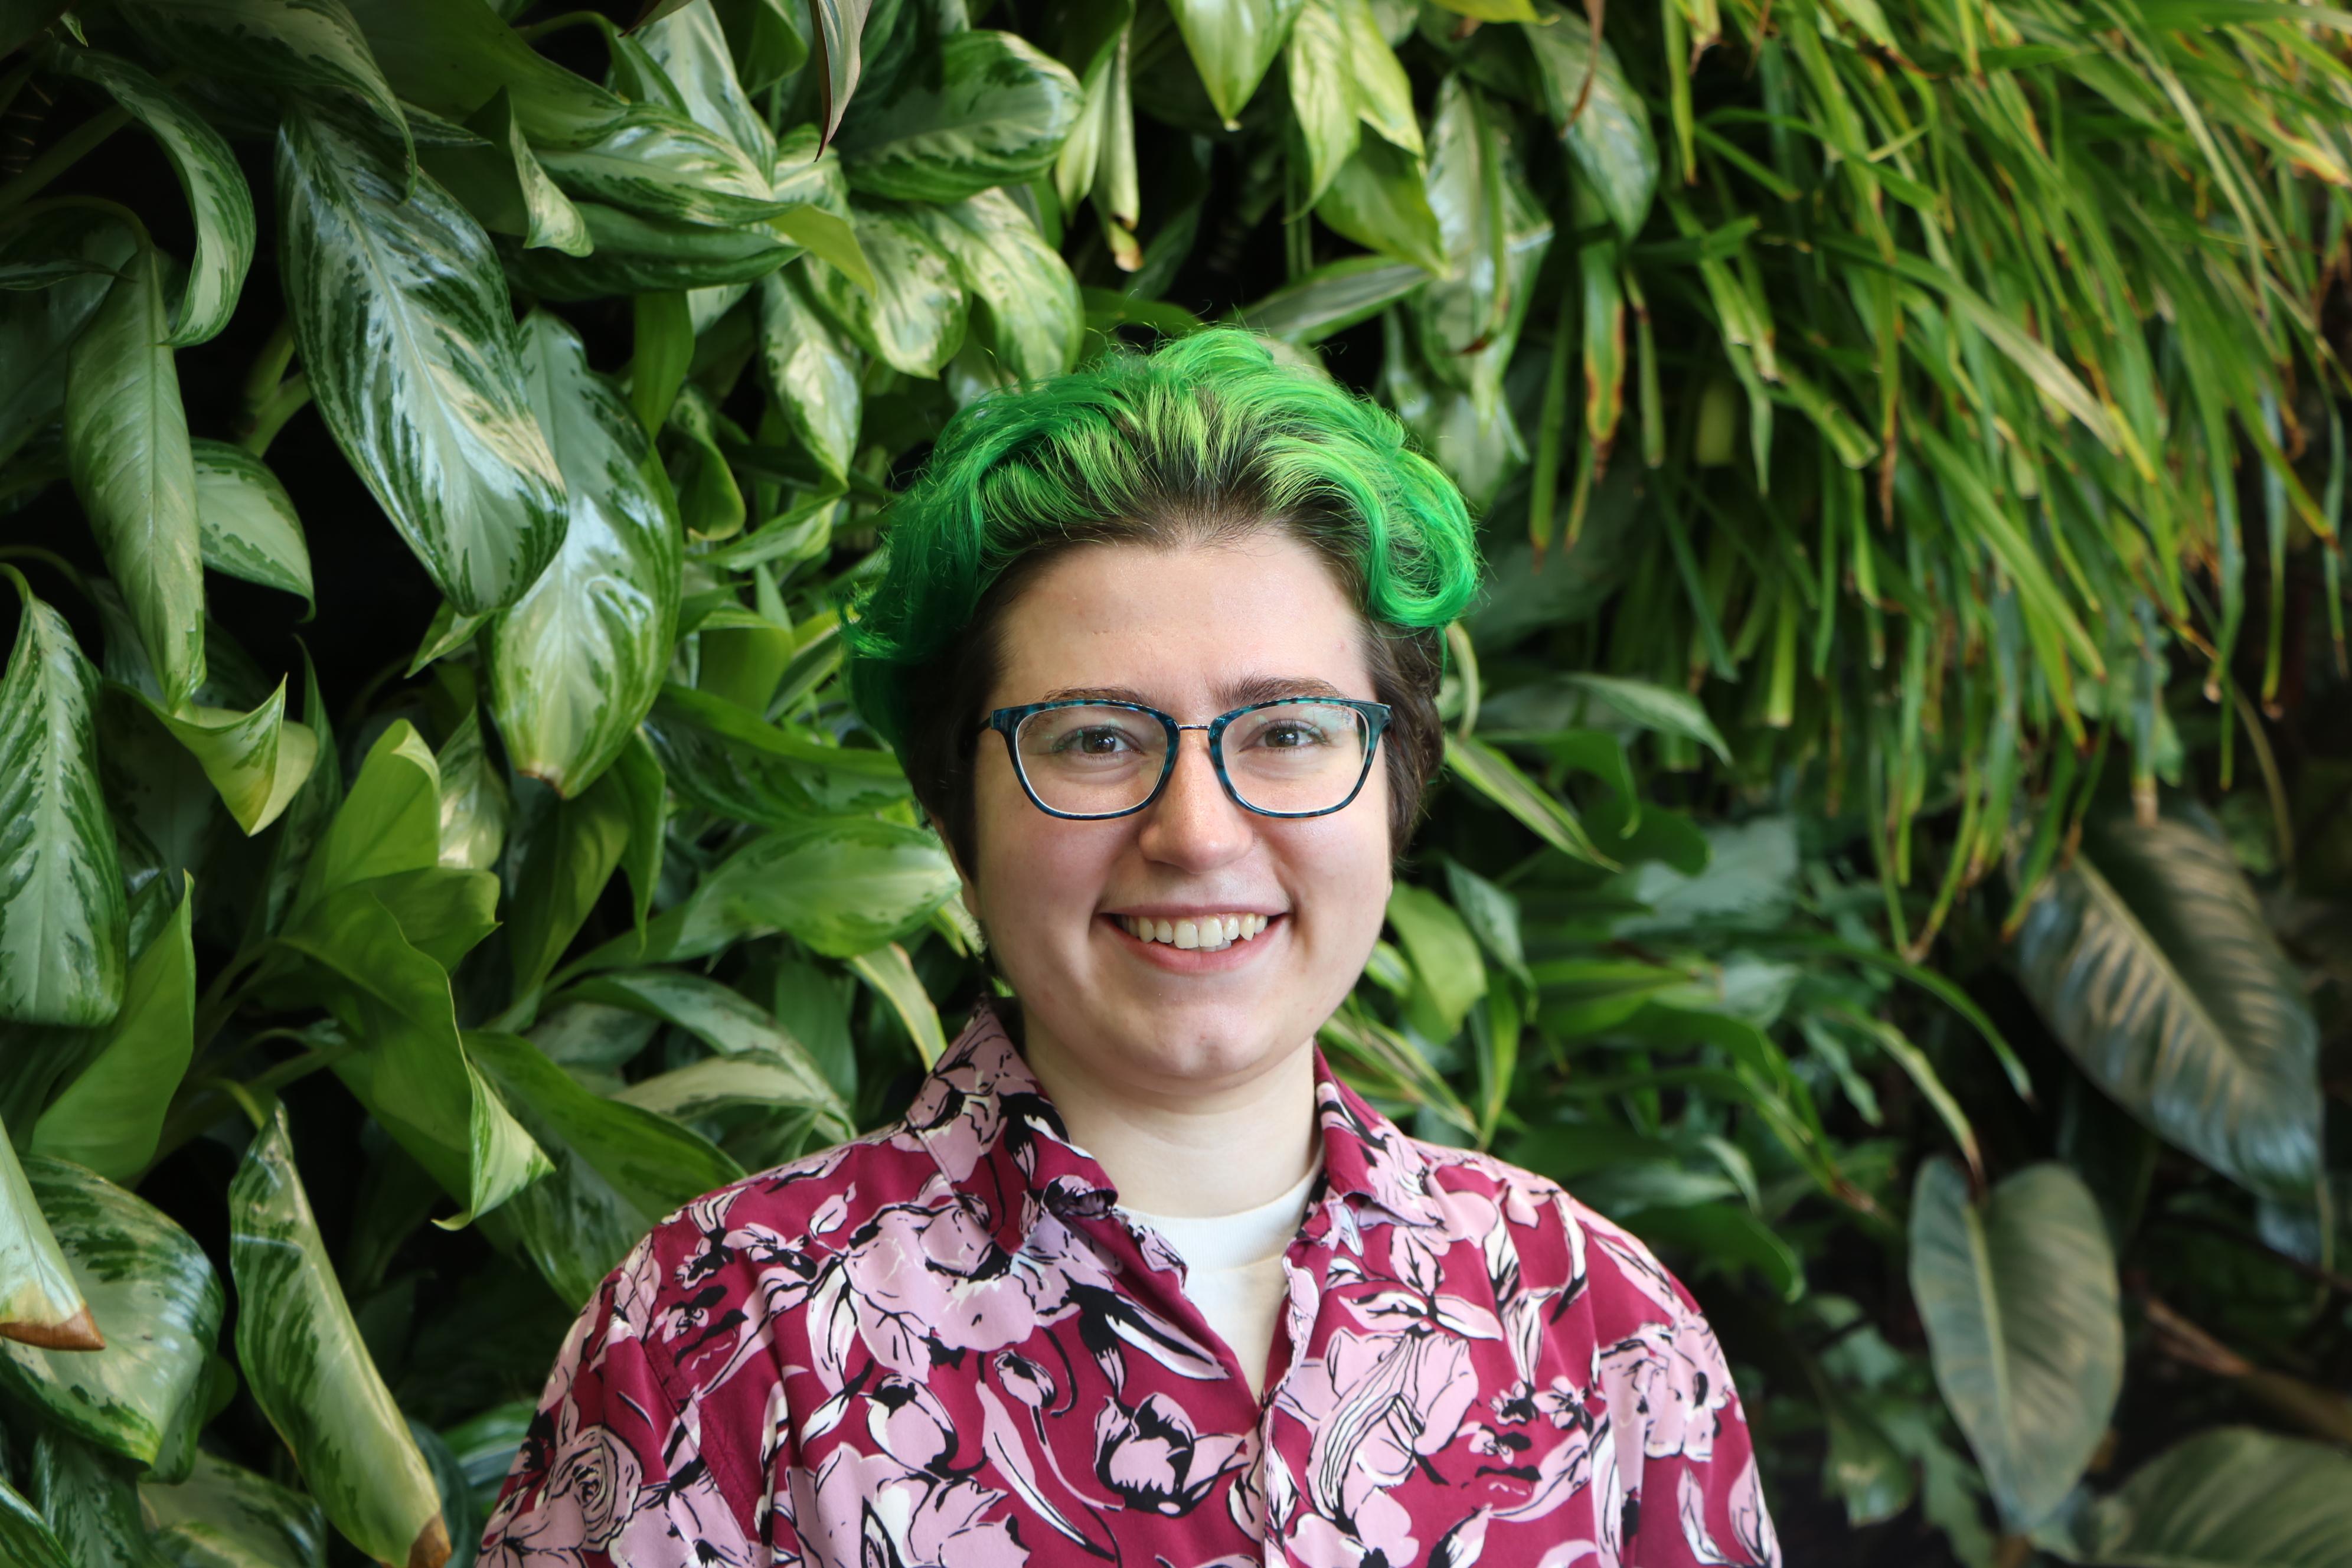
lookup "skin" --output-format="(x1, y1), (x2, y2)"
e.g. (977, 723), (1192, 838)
(952, 533), (1395, 1217)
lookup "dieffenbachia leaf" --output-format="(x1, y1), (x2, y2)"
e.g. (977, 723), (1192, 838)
(639, 0), (775, 166)
(537, 99), (785, 228)
(132, 681), (320, 837)
(845, 942), (946, 1068)
(191, 440), (312, 612)
(806, 201), (965, 377)
(2035, 1426), (2352, 1568)
(683, 815), (959, 958)
(468, 1029), (743, 1307)
(28, 1429), (153, 1568)
(277, 98), (569, 616)
(640, 680), (909, 825)
(143, 1449), (331, 1568)
(561, 967), (821, 1062)
(230, 1105), (447, 1568)
(0, 208), (135, 469)
(0, 1113), (96, 1351)
(417, 89), (593, 259)
(910, 188), (1082, 382)
(488, 311), (682, 797)
(290, 718), (442, 923)
(0, 1478), (68, 1568)
(809, 0), (875, 148)
(504, 200), (800, 300)
(504, 767), (634, 994)
(1165, 0), (1305, 128)
(30, 875), (194, 1182)
(65, 241), (206, 710)
(1910, 1156), (2122, 1533)
(51, 45), (255, 346)
(613, 1051), (850, 1136)
(0, 567), (128, 1027)
(433, 710), (509, 873)
(835, 30), (1082, 203)
(0, 1157), (223, 1476)
(756, 263), (861, 479)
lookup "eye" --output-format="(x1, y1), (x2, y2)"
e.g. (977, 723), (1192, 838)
(1054, 726), (1138, 756)
(1258, 721), (1326, 749)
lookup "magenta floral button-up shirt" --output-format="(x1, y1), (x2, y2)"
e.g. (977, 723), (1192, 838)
(481, 1001), (1781, 1568)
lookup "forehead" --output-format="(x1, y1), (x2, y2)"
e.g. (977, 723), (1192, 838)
(988, 534), (1374, 708)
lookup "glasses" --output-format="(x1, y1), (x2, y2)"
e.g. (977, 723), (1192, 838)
(979, 697), (1393, 821)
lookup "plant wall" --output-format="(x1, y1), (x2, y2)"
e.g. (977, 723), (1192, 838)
(2, 0), (2350, 1565)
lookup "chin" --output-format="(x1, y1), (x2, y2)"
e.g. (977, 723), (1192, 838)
(1087, 1002), (1307, 1088)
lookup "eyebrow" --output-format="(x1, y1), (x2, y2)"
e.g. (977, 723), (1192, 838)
(1034, 676), (1351, 709)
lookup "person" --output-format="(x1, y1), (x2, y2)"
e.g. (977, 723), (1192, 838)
(479, 331), (1782, 1568)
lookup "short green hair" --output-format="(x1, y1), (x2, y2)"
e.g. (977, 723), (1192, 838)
(842, 329), (1482, 861)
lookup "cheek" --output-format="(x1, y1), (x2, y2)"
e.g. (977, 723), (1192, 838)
(968, 758), (1111, 949)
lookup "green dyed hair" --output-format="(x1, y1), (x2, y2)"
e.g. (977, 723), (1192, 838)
(843, 329), (1482, 862)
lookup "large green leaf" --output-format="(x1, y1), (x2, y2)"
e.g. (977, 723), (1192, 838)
(30, 874), (194, 1181)
(340, 0), (618, 142)
(66, 241), (207, 710)
(417, 89), (593, 259)
(504, 200), (800, 300)
(1167, 0), (1305, 126)
(639, 0), (776, 165)
(277, 99), (569, 616)
(1315, 134), (1447, 276)
(845, 942), (946, 1068)
(1412, 73), (1551, 407)
(1909, 1156), (2122, 1533)
(229, 1105), (447, 1568)
(809, 0), (875, 145)
(807, 201), (965, 375)
(0, 567), (126, 1027)
(1386, 882), (1487, 1042)
(145, 1450), (330, 1568)
(0, 1157), (223, 1475)
(117, 0), (411, 168)
(28, 1430), (153, 1568)
(910, 188), (1083, 381)
(835, 30), (1083, 202)
(1521, 1), (1658, 239)
(53, 45), (255, 345)
(0, 1478), (68, 1568)
(1285, 0), (1358, 201)
(2013, 802), (2322, 1202)
(681, 816), (960, 959)
(756, 263), (862, 479)
(191, 440), (312, 612)
(641, 681), (910, 823)
(489, 311), (682, 796)
(563, 968), (815, 1062)
(2036, 1426), (2352, 1567)
(0, 209), (135, 468)
(469, 1030), (743, 1306)
(133, 681), (320, 837)
(504, 768), (633, 994)
(614, 1051), (850, 1131)
(1443, 733), (1611, 867)
(0, 1112), (94, 1351)
(432, 710), (509, 874)
(289, 721), (440, 923)
(535, 100), (783, 228)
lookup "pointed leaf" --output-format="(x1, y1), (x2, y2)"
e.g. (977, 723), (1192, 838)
(806, 201), (964, 377)
(31, 876), (194, 1181)
(1316, 135), (1448, 275)
(910, 188), (1083, 382)
(639, 0), (775, 165)
(613, 1050), (850, 1128)
(230, 1105), (447, 1568)
(0, 1158), (223, 1472)
(1909, 1157), (2122, 1533)
(0, 1479), (68, 1568)
(145, 1450), (330, 1568)
(0, 208), (135, 468)
(1386, 883), (1487, 1041)
(809, 0), (874, 146)
(488, 311), (681, 796)
(1167, 0), (1306, 126)
(642, 681), (909, 822)
(504, 770), (634, 995)
(1443, 733), (1613, 868)
(66, 242), (205, 709)
(835, 30), (1083, 203)
(135, 682), (319, 837)
(757, 263), (861, 479)
(2037, 1426), (2352, 1568)
(1285, 0), (1358, 202)
(563, 968), (816, 1063)
(536, 100), (782, 227)
(116, 0), (411, 171)
(0, 568), (126, 1026)
(28, 1429), (152, 1568)
(1523, 2), (1658, 239)
(191, 441), (312, 612)
(290, 721), (442, 922)
(1234, 254), (1429, 343)
(682, 816), (959, 959)
(419, 89), (593, 258)
(433, 711), (509, 873)
(277, 99), (569, 616)
(0, 1114), (95, 1351)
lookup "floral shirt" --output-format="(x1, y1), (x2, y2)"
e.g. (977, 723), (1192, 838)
(480, 1001), (1781, 1568)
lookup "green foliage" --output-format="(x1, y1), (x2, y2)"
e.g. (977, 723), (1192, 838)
(2, 2), (2350, 1564)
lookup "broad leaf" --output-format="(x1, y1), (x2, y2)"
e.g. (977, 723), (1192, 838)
(505, 200), (800, 300)
(607, 729), (668, 935)
(2013, 802), (2322, 1202)
(2036, 1426), (2352, 1568)
(489, 311), (682, 796)
(615, 1051), (850, 1132)
(1235, 254), (1429, 343)
(642, 681), (909, 823)
(910, 188), (1083, 381)
(536, 101), (783, 228)
(809, 0), (875, 146)
(808, 201), (965, 376)
(418, 89), (593, 259)
(1386, 882), (1487, 1041)
(1413, 73), (1551, 407)
(1443, 733), (1611, 867)
(505, 769), (634, 994)
(836, 30), (1083, 202)
(433, 710), (510, 873)
(0, 208), (135, 468)
(469, 1029), (743, 1306)
(66, 242), (206, 710)
(0, 1114), (94, 1350)
(0, 567), (127, 1026)
(1909, 1157), (2122, 1533)
(278, 99), (569, 616)
(0, 1478), (68, 1568)
(145, 1450), (330, 1568)
(191, 441), (312, 611)
(341, 0), (620, 142)
(133, 682), (319, 837)
(1522, 1), (1659, 239)
(117, 0), (411, 169)
(681, 816), (960, 958)
(290, 721), (441, 924)
(230, 1106), (447, 1568)
(1167, 0), (1306, 126)
(564, 968), (818, 1062)
(27, 1430), (153, 1568)
(0, 1158), (223, 1475)
(639, 0), (776, 165)
(757, 263), (862, 479)
(1315, 135), (1447, 276)
(30, 876), (194, 1181)
(1285, 0), (1358, 201)
(845, 942), (946, 1067)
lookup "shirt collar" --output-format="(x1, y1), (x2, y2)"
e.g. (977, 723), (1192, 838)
(906, 998), (1445, 1256)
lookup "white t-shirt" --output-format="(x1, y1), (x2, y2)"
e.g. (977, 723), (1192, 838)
(1123, 1161), (1323, 1399)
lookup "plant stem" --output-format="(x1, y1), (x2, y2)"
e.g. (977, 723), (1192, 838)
(0, 104), (130, 221)
(239, 374), (312, 457)
(243, 316), (296, 409)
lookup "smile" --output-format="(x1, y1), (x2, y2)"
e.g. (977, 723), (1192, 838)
(1115, 913), (1272, 952)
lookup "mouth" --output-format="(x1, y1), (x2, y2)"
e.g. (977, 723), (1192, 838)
(1100, 911), (1286, 969)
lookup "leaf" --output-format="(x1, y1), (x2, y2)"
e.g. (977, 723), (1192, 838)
(0, 1157), (223, 1474)
(0, 1479), (68, 1568)
(845, 942), (946, 1067)
(289, 721), (440, 924)
(0, 1113), (95, 1351)
(27, 1429), (154, 1568)
(640, 0), (775, 164)
(2036, 1426), (2352, 1568)
(1626, 1200), (1802, 1301)
(1316, 135), (1449, 275)
(682, 816), (960, 959)
(144, 1450), (330, 1568)
(51, 47), (255, 347)
(808, 200), (968, 377)
(66, 241), (206, 710)
(910, 188), (1083, 381)
(30, 875), (194, 1181)
(0, 208), (135, 469)
(505, 200), (801, 300)
(535, 101), (783, 228)
(433, 710), (509, 873)
(504, 768), (635, 995)
(643, 680), (909, 822)
(1492, 671), (1733, 761)
(810, 0), (876, 147)
(757, 263), (862, 479)
(1443, 733), (1613, 868)
(117, 0), (411, 172)
(134, 681), (320, 837)
(418, 89), (593, 258)
(613, 1051), (850, 1128)
(1442, 859), (1530, 988)
(488, 311), (682, 796)
(606, 729), (668, 936)
(0, 567), (126, 1027)
(1412, 74), (1552, 407)
(229, 1105), (448, 1568)
(564, 968), (814, 1061)
(1909, 1156), (2122, 1533)
(277, 99), (569, 616)
(468, 1030), (743, 1307)
(1386, 883), (1487, 1040)
(1285, 0), (1359, 202)
(1234, 254), (1429, 343)
(191, 441), (312, 612)
(835, 30), (1084, 202)
(1522, 2), (1659, 238)
(341, 0), (620, 142)
(2013, 802), (2321, 1202)
(1167, 0), (1306, 126)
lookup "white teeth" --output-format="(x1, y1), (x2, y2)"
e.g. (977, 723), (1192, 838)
(1119, 913), (1274, 950)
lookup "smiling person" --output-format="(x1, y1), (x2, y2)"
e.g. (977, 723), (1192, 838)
(481, 332), (1781, 1568)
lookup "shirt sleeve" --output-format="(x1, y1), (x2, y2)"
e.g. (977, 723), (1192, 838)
(476, 1237), (776, 1568)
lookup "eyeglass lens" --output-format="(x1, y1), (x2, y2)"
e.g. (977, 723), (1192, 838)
(1012, 701), (1372, 816)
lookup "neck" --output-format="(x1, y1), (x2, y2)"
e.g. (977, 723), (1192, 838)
(1018, 1023), (1321, 1218)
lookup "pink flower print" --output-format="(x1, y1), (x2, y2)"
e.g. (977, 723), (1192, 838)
(1092, 1392), (1250, 1516)
(1599, 1311), (1733, 1463)
(791, 1446), (1028, 1568)
(1292, 1328), (1481, 1520)
(868, 1375), (959, 1472)
(1677, 1452), (1778, 1566)
(1289, 1483), (1419, 1568)
(897, 1028), (1014, 1183)
(489, 1406), (644, 1564)
(838, 1202), (1037, 1377)
(992, 1349), (1058, 1411)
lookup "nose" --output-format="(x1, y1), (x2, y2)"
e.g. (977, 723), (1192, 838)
(1135, 730), (1252, 870)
